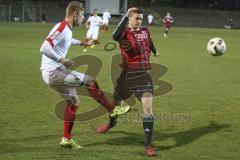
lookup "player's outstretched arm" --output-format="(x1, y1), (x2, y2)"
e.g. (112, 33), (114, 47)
(71, 38), (94, 46)
(80, 40), (95, 46)
(71, 38), (81, 45)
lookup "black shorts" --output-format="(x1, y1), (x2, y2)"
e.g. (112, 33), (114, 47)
(113, 69), (153, 101)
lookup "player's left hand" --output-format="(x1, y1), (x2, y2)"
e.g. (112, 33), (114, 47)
(80, 40), (94, 46)
(154, 51), (160, 57)
(60, 58), (74, 68)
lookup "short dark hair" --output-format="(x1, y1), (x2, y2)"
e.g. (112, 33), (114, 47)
(93, 9), (99, 14)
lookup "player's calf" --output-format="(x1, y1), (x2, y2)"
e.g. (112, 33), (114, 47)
(143, 115), (156, 156)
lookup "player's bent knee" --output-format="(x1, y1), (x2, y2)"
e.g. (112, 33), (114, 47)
(84, 75), (97, 86)
(66, 95), (80, 106)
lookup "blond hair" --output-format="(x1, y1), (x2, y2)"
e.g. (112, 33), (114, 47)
(66, 1), (84, 17)
(128, 8), (143, 17)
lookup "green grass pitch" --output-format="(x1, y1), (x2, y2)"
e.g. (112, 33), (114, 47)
(0, 22), (239, 160)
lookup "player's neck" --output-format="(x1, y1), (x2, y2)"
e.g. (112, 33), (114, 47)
(128, 24), (139, 31)
(65, 17), (73, 28)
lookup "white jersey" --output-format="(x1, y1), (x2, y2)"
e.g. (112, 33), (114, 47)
(40, 20), (73, 71)
(148, 15), (153, 23)
(87, 16), (102, 31)
(102, 11), (111, 23)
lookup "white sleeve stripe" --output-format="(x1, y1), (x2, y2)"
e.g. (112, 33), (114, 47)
(112, 16), (127, 35)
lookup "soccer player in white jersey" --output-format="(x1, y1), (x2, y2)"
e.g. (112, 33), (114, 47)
(83, 9), (103, 52)
(40, 1), (130, 149)
(102, 9), (111, 32)
(147, 14), (153, 25)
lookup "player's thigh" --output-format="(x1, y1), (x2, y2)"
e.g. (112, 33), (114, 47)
(113, 84), (132, 104)
(64, 71), (86, 86)
(102, 19), (107, 25)
(65, 71), (99, 87)
(48, 67), (71, 86)
(86, 30), (93, 39)
(92, 30), (99, 40)
(113, 70), (133, 103)
(48, 67), (87, 87)
(42, 70), (50, 85)
(141, 92), (153, 116)
(105, 20), (109, 26)
(128, 70), (153, 101)
(52, 85), (80, 106)
(132, 72), (154, 115)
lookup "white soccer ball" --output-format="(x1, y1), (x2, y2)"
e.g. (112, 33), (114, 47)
(207, 37), (226, 56)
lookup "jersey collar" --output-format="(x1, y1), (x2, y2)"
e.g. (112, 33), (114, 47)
(64, 20), (72, 30)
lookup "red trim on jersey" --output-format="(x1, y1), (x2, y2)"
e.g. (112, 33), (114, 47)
(46, 20), (70, 47)
(65, 20), (72, 30)
(47, 39), (54, 47)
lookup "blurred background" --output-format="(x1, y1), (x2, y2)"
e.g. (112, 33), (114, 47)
(0, 0), (239, 28)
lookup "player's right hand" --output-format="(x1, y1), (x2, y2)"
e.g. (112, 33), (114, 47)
(60, 58), (74, 68)
(81, 40), (94, 46)
(126, 7), (138, 17)
(154, 51), (160, 57)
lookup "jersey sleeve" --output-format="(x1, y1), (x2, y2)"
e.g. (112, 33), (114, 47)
(41, 21), (68, 62)
(46, 22), (66, 47)
(46, 31), (64, 47)
(146, 28), (157, 54)
(112, 16), (128, 41)
(40, 41), (62, 62)
(87, 17), (91, 23)
(71, 38), (81, 45)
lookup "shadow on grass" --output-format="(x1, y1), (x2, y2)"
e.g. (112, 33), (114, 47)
(0, 121), (230, 156)
(155, 121), (231, 151)
(85, 121), (231, 151)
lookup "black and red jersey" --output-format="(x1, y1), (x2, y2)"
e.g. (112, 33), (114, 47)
(163, 15), (173, 27)
(113, 17), (157, 70)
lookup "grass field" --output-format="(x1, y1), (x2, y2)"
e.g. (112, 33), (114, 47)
(0, 22), (239, 160)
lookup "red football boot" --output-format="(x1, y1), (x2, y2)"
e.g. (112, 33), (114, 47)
(145, 145), (157, 157)
(96, 124), (110, 133)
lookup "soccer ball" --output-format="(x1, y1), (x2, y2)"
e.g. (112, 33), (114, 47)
(207, 37), (226, 56)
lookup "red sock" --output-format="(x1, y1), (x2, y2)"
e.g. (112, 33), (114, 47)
(63, 105), (78, 139)
(87, 82), (114, 112)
